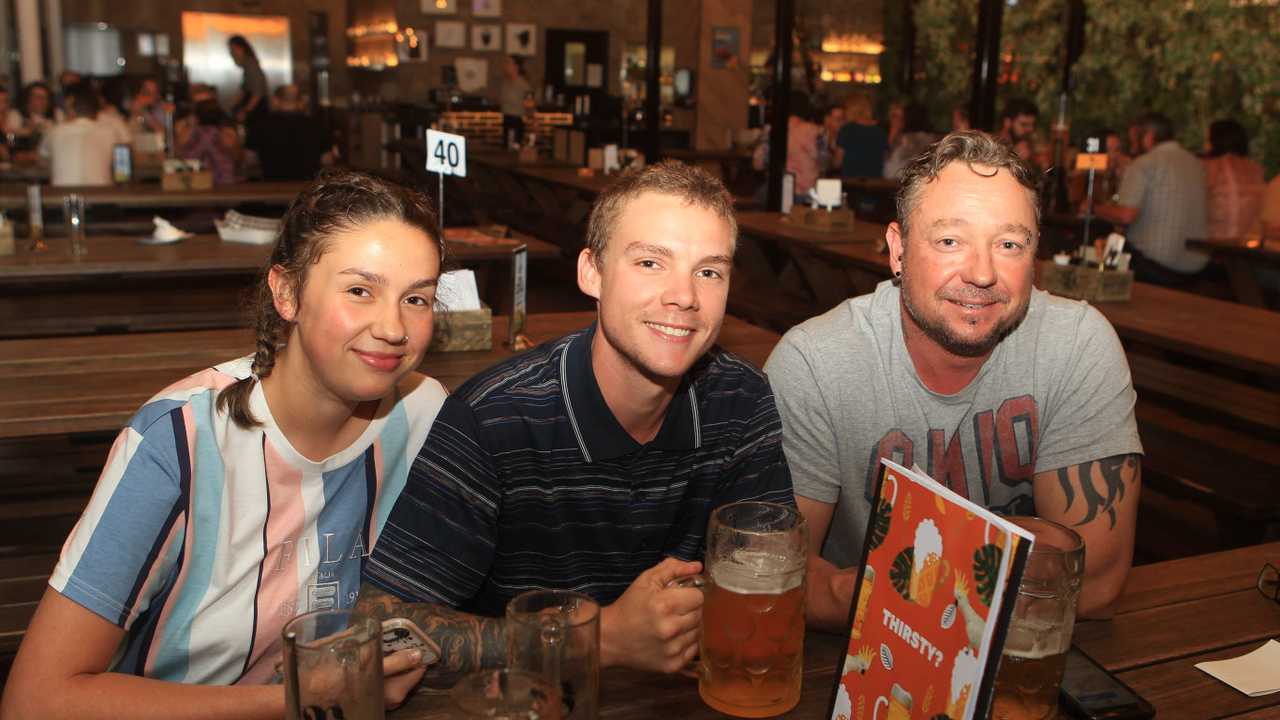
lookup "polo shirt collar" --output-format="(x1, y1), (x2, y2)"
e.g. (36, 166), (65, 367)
(561, 324), (701, 463)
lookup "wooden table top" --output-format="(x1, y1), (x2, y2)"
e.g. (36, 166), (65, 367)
(737, 210), (887, 247)
(512, 165), (757, 209)
(1188, 236), (1280, 262)
(0, 181), (308, 211)
(390, 541), (1280, 719)
(0, 311), (779, 440)
(0, 230), (561, 283)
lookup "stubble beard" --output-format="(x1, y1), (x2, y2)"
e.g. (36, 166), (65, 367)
(899, 272), (1031, 358)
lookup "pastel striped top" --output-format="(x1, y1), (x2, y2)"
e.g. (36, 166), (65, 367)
(50, 357), (447, 686)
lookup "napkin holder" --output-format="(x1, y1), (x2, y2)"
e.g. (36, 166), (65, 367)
(429, 304), (493, 352)
(1037, 261), (1133, 302)
(787, 205), (855, 233)
(162, 168), (214, 192)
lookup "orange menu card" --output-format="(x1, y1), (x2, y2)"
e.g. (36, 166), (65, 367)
(828, 459), (1033, 720)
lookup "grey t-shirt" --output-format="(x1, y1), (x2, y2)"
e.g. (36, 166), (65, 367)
(764, 281), (1143, 568)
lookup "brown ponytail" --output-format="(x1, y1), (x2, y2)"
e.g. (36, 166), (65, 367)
(216, 170), (442, 428)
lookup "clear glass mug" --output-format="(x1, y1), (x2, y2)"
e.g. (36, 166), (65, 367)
(282, 609), (384, 720)
(506, 589), (600, 720)
(690, 501), (808, 718)
(991, 516), (1085, 720)
(450, 668), (562, 719)
(62, 193), (85, 255)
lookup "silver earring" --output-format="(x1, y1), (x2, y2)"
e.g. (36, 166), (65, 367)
(400, 334), (409, 344)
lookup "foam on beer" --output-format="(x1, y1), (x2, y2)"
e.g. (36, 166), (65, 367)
(710, 549), (804, 595)
(1002, 619), (1071, 659)
(949, 646), (979, 708)
(913, 519), (943, 572)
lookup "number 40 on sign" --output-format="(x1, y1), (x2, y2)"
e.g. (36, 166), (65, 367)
(426, 129), (467, 178)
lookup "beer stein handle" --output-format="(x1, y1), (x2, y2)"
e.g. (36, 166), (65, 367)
(666, 574), (708, 678)
(872, 695), (888, 720)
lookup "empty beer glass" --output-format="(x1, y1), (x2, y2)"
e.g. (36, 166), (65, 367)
(450, 668), (562, 719)
(698, 501), (807, 718)
(506, 590), (600, 720)
(992, 517), (1085, 720)
(282, 609), (384, 720)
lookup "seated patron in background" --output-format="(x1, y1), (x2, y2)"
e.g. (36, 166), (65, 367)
(1264, 175), (1280, 240)
(1201, 118), (1265, 240)
(836, 93), (889, 179)
(38, 84), (126, 187)
(765, 131), (1143, 631)
(9, 81), (56, 145)
(996, 97), (1050, 173)
(753, 91), (823, 198)
(175, 100), (241, 185)
(254, 84), (332, 181)
(129, 77), (170, 135)
(357, 161), (794, 683)
(1095, 112), (1209, 287)
(818, 103), (846, 173)
(1, 173), (449, 718)
(883, 103), (937, 179)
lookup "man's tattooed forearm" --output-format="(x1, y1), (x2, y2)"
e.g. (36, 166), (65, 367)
(355, 582), (506, 688)
(1056, 453), (1139, 530)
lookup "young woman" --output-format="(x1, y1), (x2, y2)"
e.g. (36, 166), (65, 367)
(2, 171), (449, 719)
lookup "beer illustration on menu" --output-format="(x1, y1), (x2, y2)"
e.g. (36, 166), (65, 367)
(829, 460), (1033, 720)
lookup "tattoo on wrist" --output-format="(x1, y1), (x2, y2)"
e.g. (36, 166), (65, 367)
(355, 584), (507, 688)
(1056, 453), (1140, 530)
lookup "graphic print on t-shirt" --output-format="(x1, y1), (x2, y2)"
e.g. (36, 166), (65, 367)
(864, 395), (1039, 514)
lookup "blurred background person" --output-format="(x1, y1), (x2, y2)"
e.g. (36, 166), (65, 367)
(227, 35), (268, 149)
(836, 93), (888, 180)
(1201, 118), (1265, 240)
(883, 102), (937, 179)
(752, 90), (823, 201)
(255, 83), (333, 181)
(498, 55), (534, 147)
(818, 103), (845, 173)
(129, 77), (169, 135)
(884, 99), (905, 149)
(38, 83), (119, 186)
(174, 100), (239, 185)
(11, 82), (56, 145)
(998, 97), (1050, 173)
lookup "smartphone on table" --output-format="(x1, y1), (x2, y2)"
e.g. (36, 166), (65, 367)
(1059, 645), (1155, 719)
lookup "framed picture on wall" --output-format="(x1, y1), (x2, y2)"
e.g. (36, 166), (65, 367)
(506, 23), (536, 56)
(398, 28), (428, 62)
(435, 20), (467, 49)
(472, 0), (502, 17)
(472, 24), (501, 52)
(421, 0), (458, 14)
(711, 26), (740, 69)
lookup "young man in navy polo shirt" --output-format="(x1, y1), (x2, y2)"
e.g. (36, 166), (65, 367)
(358, 161), (793, 682)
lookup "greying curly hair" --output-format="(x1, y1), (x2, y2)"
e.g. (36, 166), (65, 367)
(895, 130), (1041, 240)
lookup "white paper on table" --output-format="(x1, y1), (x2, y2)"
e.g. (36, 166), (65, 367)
(1195, 639), (1280, 697)
(435, 269), (482, 312)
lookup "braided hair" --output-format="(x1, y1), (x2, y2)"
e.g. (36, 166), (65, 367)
(216, 170), (442, 428)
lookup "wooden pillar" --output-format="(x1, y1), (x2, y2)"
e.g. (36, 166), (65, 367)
(765, 0), (793, 212)
(15, 0), (43, 84)
(694, 0), (752, 151)
(644, 0), (663, 163)
(968, 0), (1004, 132)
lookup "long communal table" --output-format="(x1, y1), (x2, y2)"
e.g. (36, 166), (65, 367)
(0, 181), (309, 212)
(389, 541), (1280, 719)
(1187, 236), (1280, 308)
(0, 311), (779, 441)
(0, 230), (562, 338)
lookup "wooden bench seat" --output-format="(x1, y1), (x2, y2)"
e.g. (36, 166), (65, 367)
(1136, 399), (1280, 549)
(1127, 352), (1280, 437)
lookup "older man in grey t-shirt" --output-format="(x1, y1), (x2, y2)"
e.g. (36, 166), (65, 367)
(766, 131), (1143, 631)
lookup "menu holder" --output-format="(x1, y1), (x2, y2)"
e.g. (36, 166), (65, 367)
(429, 303), (493, 352)
(1037, 261), (1133, 303)
(828, 459), (1033, 720)
(787, 205), (856, 234)
(161, 169), (213, 192)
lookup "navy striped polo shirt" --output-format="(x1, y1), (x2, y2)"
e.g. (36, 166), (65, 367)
(364, 323), (794, 616)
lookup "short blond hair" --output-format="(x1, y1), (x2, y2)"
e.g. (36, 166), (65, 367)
(585, 160), (737, 265)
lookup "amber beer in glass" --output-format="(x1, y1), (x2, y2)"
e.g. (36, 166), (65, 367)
(698, 502), (807, 718)
(992, 517), (1084, 720)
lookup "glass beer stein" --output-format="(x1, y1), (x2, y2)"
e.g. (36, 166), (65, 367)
(696, 501), (807, 718)
(506, 590), (600, 720)
(992, 517), (1085, 720)
(282, 609), (384, 720)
